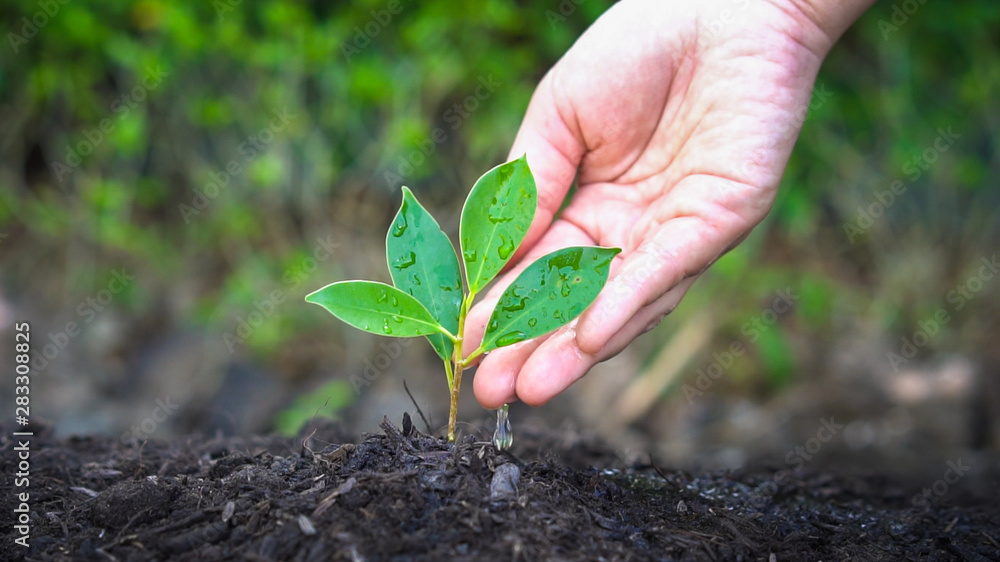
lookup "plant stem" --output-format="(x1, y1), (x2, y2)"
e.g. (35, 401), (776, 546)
(446, 292), (478, 442)
(447, 358), (463, 442)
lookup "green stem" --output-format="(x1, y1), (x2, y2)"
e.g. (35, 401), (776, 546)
(462, 345), (485, 366)
(443, 357), (454, 392)
(437, 326), (459, 344)
(447, 291), (477, 442)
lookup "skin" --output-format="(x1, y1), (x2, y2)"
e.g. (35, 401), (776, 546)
(465, 0), (876, 409)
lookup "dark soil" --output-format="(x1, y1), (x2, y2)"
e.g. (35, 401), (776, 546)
(2, 416), (999, 561)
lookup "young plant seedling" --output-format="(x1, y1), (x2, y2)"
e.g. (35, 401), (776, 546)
(305, 156), (620, 443)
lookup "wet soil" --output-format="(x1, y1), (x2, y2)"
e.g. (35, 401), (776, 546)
(2, 416), (999, 561)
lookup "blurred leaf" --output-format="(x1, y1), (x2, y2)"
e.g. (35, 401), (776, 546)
(754, 326), (795, 386)
(274, 381), (354, 436)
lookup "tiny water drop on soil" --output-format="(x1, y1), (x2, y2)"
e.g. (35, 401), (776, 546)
(493, 404), (512, 450)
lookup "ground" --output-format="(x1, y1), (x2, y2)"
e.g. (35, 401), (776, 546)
(2, 416), (998, 561)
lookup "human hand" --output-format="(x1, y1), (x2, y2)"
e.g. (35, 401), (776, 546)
(466, 0), (873, 408)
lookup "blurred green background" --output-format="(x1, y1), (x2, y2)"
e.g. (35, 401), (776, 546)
(1, 1), (998, 476)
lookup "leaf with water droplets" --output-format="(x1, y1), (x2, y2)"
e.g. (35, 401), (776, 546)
(460, 155), (536, 294)
(481, 246), (620, 352)
(305, 281), (445, 338)
(386, 187), (462, 359)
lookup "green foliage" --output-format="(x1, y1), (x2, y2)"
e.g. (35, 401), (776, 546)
(481, 246), (619, 353)
(305, 281), (444, 337)
(306, 158), (618, 440)
(274, 380), (354, 437)
(0, 0), (605, 363)
(0, 0), (997, 424)
(460, 155), (537, 294)
(386, 187), (463, 360)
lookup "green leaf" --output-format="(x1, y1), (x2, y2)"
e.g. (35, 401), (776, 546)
(755, 325), (795, 386)
(305, 281), (445, 338)
(386, 186), (462, 360)
(481, 246), (620, 353)
(273, 381), (354, 437)
(459, 155), (537, 295)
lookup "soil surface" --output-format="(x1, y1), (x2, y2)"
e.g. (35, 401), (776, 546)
(2, 416), (999, 561)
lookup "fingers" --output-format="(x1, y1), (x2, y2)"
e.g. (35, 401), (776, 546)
(472, 337), (544, 409)
(575, 180), (761, 355)
(505, 71), (586, 265)
(473, 276), (698, 408)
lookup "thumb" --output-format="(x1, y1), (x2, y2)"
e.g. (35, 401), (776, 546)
(504, 72), (585, 267)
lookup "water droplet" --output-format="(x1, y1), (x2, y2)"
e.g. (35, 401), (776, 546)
(493, 404), (512, 451)
(496, 331), (526, 347)
(502, 297), (527, 313)
(392, 251), (417, 270)
(527, 318), (537, 328)
(392, 315), (402, 323)
(548, 248), (583, 270)
(554, 310), (566, 323)
(377, 291), (388, 304)
(381, 319), (392, 334)
(391, 215), (408, 237)
(497, 234), (515, 260)
(561, 282), (572, 297)
(488, 319), (498, 332)
(391, 297), (398, 307)
(463, 249), (477, 263)
(413, 274), (422, 286)
(548, 293), (556, 301)
(488, 211), (513, 224)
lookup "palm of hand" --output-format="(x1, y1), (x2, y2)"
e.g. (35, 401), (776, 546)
(468, 0), (828, 408)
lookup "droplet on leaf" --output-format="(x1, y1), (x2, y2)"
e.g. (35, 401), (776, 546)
(497, 234), (515, 260)
(392, 251), (417, 270)
(502, 297), (527, 313)
(391, 215), (408, 237)
(496, 331), (526, 347)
